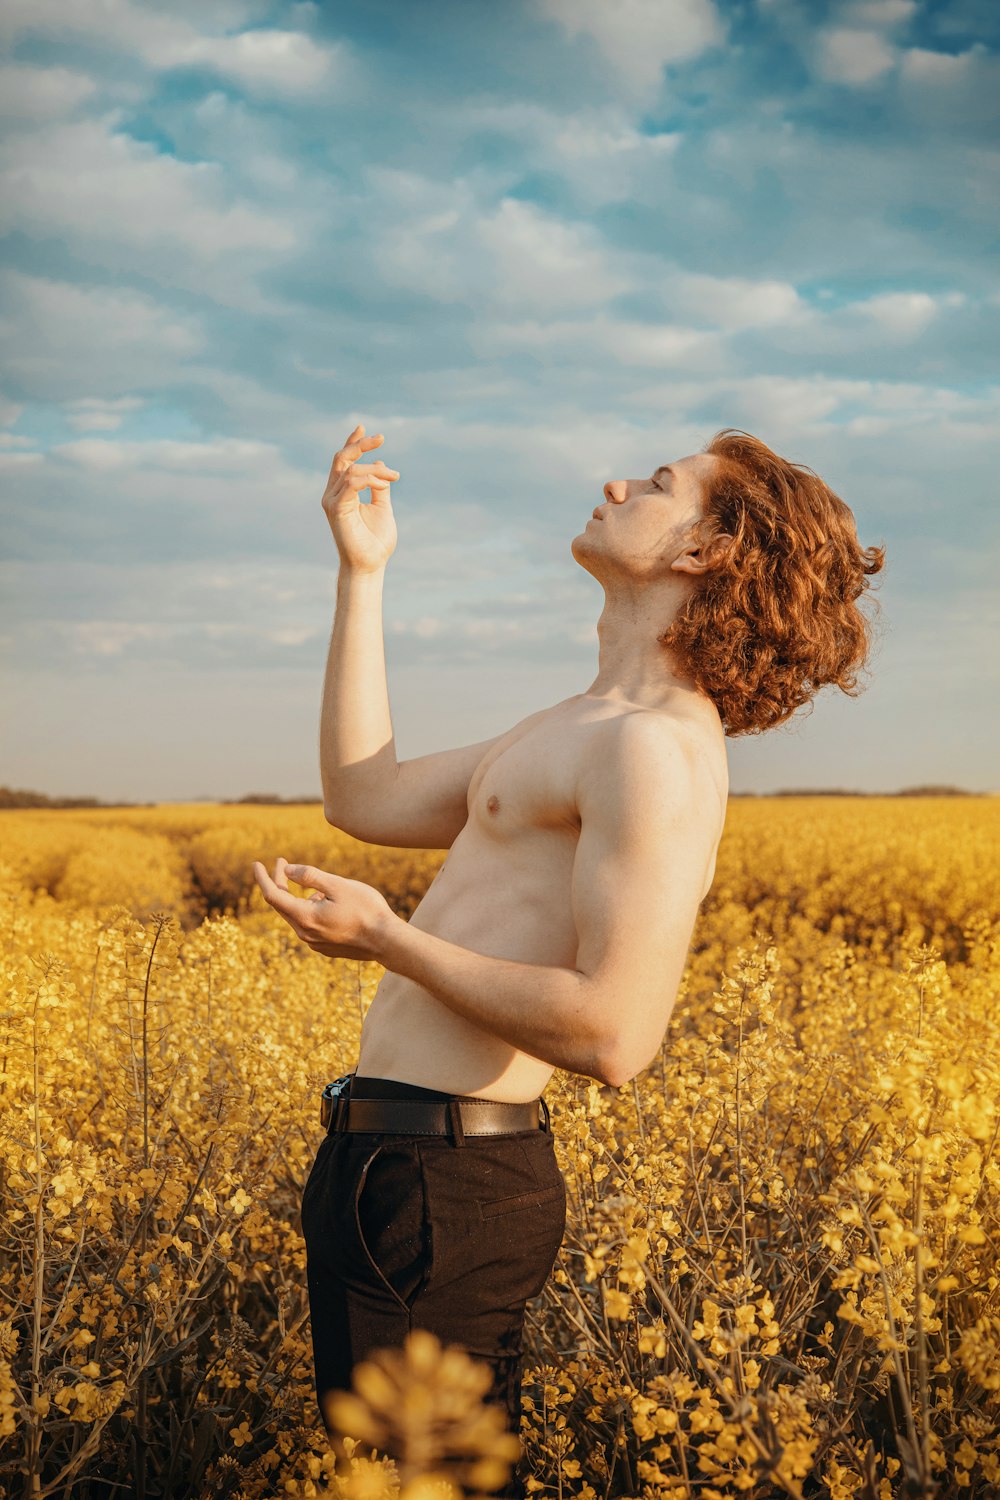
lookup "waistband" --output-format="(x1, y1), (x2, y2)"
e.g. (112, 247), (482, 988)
(351, 1074), (490, 1103)
(320, 1071), (551, 1143)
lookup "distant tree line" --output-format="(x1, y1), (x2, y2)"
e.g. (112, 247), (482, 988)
(737, 786), (985, 798)
(220, 793), (324, 805)
(0, 786), (157, 809)
(0, 787), (323, 808)
(0, 784), (987, 810)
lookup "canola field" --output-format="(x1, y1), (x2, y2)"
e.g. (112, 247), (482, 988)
(1, 796), (998, 1500)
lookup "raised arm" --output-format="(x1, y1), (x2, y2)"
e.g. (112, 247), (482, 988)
(319, 424), (400, 822)
(318, 423), (534, 849)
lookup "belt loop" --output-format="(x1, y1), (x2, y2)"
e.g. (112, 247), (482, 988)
(334, 1093), (349, 1134)
(539, 1096), (551, 1132)
(448, 1098), (466, 1148)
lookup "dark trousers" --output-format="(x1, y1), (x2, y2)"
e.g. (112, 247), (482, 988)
(300, 1074), (567, 1499)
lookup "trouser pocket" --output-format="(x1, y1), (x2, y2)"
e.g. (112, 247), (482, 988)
(353, 1141), (432, 1312)
(417, 1134), (568, 1315)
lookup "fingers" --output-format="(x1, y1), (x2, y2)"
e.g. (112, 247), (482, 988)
(330, 422), (386, 480)
(252, 860), (299, 921)
(344, 461), (399, 481)
(284, 862), (339, 896)
(275, 857), (324, 905)
(341, 469), (392, 492)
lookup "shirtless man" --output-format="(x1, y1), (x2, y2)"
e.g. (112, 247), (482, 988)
(252, 420), (883, 1495)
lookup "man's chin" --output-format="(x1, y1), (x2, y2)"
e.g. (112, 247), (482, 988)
(570, 537), (599, 573)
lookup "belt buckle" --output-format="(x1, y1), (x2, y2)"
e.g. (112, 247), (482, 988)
(320, 1072), (354, 1132)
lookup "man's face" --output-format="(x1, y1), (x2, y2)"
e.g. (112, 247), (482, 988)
(572, 451), (722, 583)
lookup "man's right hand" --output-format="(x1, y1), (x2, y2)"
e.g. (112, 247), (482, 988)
(322, 423), (399, 573)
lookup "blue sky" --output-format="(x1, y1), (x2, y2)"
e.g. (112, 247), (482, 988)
(1, 0), (997, 800)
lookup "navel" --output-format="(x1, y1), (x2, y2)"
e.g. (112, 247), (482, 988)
(487, 793), (500, 814)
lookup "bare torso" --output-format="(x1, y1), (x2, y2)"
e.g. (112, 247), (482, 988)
(355, 691), (729, 1100)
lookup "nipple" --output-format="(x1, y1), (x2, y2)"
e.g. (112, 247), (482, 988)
(487, 793), (500, 814)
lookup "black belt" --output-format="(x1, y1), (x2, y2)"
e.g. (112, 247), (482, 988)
(320, 1073), (550, 1144)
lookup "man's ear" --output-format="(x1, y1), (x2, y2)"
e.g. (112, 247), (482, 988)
(671, 533), (734, 576)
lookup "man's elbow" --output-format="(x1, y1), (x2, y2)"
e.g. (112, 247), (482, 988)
(323, 802), (358, 838)
(594, 1042), (650, 1090)
(596, 1022), (671, 1089)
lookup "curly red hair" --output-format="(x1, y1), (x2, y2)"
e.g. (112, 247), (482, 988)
(658, 429), (886, 737)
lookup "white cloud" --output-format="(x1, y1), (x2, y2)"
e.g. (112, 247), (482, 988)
(266, 625), (318, 648)
(855, 289), (964, 338)
(70, 620), (165, 656)
(471, 269), (806, 367)
(815, 26), (898, 85)
(387, 616), (447, 640)
(0, 0), (339, 97)
(615, 371), (1000, 458)
(718, 373), (868, 434)
(597, 320), (721, 367)
(0, 270), (205, 395)
(538, 0), (725, 92)
(0, 114), (294, 259)
(476, 314), (722, 372)
(670, 273), (806, 330)
(545, 115), (682, 207)
(0, 449), (43, 470)
(0, 63), (97, 119)
(552, 120), (680, 161)
(368, 171), (631, 313)
(0, 113), (297, 314)
(434, 98), (684, 208)
(483, 197), (631, 311)
(52, 435), (283, 474)
(839, 0), (916, 25)
(64, 397), (146, 433)
(178, 28), (336, 96)
(899, 47), (978, 85)
(0, 397), (26, 427)
(808, 377), (997, 443)
(462, 277), (975, 385)
(66, 616), (318, 657)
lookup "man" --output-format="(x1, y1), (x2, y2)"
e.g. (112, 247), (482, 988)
(253, 421), (884, 1495)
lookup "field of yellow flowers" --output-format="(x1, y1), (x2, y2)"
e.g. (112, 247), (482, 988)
(1, 796), (998, 1500)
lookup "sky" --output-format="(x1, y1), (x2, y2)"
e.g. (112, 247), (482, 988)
(1, 0), (997, 802)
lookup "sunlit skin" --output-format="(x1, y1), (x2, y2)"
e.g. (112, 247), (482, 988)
(252, 854), (392, 962)
(251, 426), (734, 1096)
(252, 450), (730, 961)
(571, 452), (729, 710)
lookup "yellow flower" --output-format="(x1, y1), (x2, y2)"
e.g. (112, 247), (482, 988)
(604, 1289), (632, 1320)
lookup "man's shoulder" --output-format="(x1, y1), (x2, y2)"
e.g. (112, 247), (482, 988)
(583, 702), (715, 758)
(579, 708), (728, 819)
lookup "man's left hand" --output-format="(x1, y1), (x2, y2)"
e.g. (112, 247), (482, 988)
(252, 856), (396, 961)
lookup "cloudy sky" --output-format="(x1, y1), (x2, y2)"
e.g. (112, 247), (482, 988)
(1, 0), (997, 802)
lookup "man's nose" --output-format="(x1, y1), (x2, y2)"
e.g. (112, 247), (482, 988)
(603, 479), (625, 503)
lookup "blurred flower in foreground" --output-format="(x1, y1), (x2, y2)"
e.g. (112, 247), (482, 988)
(324, 1329), (522, 1499)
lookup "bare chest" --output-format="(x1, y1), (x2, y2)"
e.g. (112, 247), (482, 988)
(466, 718), (582, 843)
